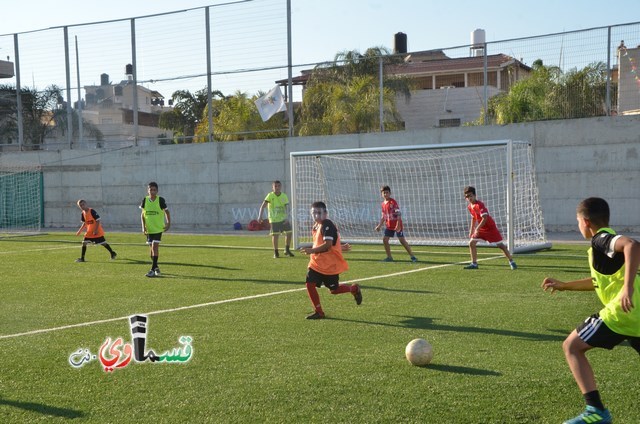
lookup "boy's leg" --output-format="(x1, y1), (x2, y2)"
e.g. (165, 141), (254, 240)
(398, 237), (416, 261)
(151, 242), (159, 270)
(563, 330), (598, 396)
(382, 236), (392, 260)
(330, 283), (363, 305)
(498, 243), (514, 262)
(284, 231), (294, 256)
(103, 242), (116, 259)
(305, 282), (324, 319)
(468, 239), (478, 263)
(76, 243), (87, 262)
(271, 233), (280, 257)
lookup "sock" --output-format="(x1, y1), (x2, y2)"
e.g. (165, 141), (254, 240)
(80, 245), (87, 259)
(305, 282), (323, 313)
(584, 390), (605, 410)
(152, 256), (158, 269)
(330, 284), (352, 295)
(104, 244), (114, 254)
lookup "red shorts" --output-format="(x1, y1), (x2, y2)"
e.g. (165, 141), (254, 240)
(473, 225), (503, 244)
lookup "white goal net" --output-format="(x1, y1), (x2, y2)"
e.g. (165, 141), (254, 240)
(0, 164), (43, 235)
(290, 140), (550, 253)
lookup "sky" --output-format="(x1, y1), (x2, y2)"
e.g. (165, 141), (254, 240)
(0, 0), (638, 98)
(2, 0), (637, 62)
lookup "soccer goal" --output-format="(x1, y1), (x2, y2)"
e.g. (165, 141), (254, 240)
(0, 163), (43, 236)
(290, 140), (551, 253)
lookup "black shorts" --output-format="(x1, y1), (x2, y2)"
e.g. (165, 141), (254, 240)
(83, 236), (106, 245)
(576, 313), (640, 353)
(146, 233), (163, 244)
(270, 221), (292, 235)
(306, 268), (340, 291)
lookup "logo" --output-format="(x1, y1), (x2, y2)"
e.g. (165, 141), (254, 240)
(68, 314), (193, 372)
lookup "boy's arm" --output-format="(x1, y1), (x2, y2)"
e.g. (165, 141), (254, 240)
(93, 219), (102, 236)
(300, 239), (331, 255)
(541, 277), (594, 293)
(164, 209), (171, 231)
(141, 210), (147, 234)
(258, 200), (268, 223)
(468, 217), (476, 237)
(76, 222), (86, 236)
(614, 235), (640, 312)
(473, 216), (488, 235)
(375, 216), (385, 231)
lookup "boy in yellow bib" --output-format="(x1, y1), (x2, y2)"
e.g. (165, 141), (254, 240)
(140, 182), (171, 277)
(542, 197), (640, 424)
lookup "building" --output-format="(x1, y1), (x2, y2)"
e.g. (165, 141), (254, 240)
(81, 67), (172, 145)
(277, 31), (532, 130)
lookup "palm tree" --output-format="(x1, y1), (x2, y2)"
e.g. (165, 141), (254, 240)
(298, 46), (412, 136)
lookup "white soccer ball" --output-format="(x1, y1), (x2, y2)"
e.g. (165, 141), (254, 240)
(405, 338), (433, 366)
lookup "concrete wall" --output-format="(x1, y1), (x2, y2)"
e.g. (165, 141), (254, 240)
(1, 115), (639, 233)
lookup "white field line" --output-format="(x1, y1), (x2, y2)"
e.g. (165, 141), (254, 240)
(0, 255), (502, 341)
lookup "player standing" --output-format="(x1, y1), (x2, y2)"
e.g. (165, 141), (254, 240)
(74, 199), (117, 262)
(140, 182), (170, 277)
(463, 186), (516, 270)
(374, 185), (417, 262)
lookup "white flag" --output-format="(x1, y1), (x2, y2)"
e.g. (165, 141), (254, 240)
(254, 85), (287, 122)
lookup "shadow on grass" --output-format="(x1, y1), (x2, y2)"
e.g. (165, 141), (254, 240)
(0, 397), (83, 418)
(155, 273), (303, 286)
(331, 315), (565, 343)
(116, 258), (241, 271)
(425, 363), (502, 376)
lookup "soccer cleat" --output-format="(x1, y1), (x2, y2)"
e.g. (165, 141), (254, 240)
(352, 284), (363, 305)
(75, 258), (85, 263)
(154, 268), (161, 277)
(563, 405), (611, 424)
(410, 256), (418, 263)
(111, 251), (117, 260)
(510, 261), (517, 270)
(382, 257), (394, 262)
(145, 269), (156, 278)
(273, 252), (280, 259)
(284, 250), (294, 257)
(306, 311), (325, 320)
(464, 263), (479, 269)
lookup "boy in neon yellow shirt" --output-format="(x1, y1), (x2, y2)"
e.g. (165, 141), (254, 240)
(140, 182), (171, 277)
(542, 197), (640, 424)
(258, 180), (293, 258)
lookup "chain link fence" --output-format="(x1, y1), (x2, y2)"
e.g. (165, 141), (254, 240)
(0, 0), (638, 150)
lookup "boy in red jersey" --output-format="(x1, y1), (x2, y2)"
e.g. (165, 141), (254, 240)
(374, 185), (417, 262)
(299, 201), (362, 320)
(463, 186), (516, 270)
(74, 199), (117, 262)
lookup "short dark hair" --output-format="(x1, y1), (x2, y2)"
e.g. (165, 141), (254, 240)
(577, 197), (610, 228)
(148, 181), (158, 189)
(380, 185), (391, 193)
(273, 180), (281, 185)
(464, 186), (476, 195)
(311, 201), (327, 211)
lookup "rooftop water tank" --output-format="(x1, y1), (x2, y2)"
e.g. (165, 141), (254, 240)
(394, 32), (407, 54)
(100, 73), (109, 86)
(470, 29), (486, 57)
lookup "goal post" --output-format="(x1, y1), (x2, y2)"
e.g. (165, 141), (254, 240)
(0, 164), (43, 236)
(290, 140), (551, 253)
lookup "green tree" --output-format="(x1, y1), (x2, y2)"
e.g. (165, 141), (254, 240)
(195, 90), (287, 141)
(298, 46), (411, 136)
(476, 60), (610, 125)
(159, 88), (223, 142)
(0, 84), (101, 147)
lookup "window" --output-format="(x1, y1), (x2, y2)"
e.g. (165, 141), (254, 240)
(438, 118), (461, 127)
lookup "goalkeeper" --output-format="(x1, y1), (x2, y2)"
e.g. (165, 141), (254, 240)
(374, 185), (417, 263)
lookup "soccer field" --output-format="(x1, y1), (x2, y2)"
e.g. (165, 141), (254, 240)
(1, 233), (639, 423)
